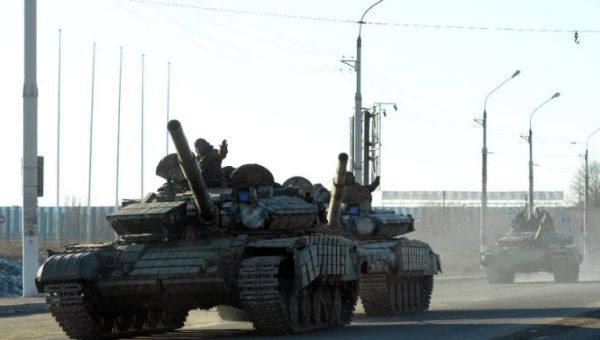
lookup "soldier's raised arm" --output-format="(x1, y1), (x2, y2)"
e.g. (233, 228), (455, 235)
(366, 176), (380, 193)
(219, 139), (228, 159)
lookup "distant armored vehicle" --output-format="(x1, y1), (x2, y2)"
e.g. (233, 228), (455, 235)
(285, 154), (442, 317)
(35, 120), (360, 338)
(482, 208), (582, 283)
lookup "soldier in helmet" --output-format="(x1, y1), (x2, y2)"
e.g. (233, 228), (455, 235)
(341, 172), (380, 211)
(194, 138), (228, 188)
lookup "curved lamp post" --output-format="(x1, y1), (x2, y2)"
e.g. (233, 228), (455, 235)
(527, 92), (560, 218)
(583, 127), (600, 256)
(479, 70), (520, 254)
(352, 0), (383, 184)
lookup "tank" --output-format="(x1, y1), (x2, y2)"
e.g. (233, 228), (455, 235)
(35, 120), (360, 339)
(481, 208), (582, 283)
(284, 153), (442, 317)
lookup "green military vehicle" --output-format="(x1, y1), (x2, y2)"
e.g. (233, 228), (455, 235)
(35, 120), (360, 338)
(481, 208), (582, 283)
(284, 154), (442, 317)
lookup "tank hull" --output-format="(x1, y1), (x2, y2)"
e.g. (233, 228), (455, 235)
(482, 245), (582, 283)
(37, 234), (360, 338)
(356, 237), (441, 316)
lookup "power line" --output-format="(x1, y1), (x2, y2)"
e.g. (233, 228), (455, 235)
(130, 0), (600, 34)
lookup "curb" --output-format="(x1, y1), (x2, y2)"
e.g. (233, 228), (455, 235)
(0, 303), (48, 317)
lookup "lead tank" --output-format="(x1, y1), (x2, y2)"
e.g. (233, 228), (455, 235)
(481, 208), (582, 283)
(285, 154), (442, 317)
(35, 120), (360, 339)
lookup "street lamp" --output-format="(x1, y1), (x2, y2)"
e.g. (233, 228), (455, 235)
(583, 127), (600, 257)
(478, 70), (520, 254)
(527, 92), (560, 218)
(351, 0), (383, 184)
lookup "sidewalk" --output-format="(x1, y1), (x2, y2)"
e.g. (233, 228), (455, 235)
(0, 297), (47, 316)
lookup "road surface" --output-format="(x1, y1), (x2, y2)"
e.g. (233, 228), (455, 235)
(2, 272), (600, 339)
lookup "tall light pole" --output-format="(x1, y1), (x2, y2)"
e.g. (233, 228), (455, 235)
(352, 0), (383, 184)
(140, 54), (145, 198)
(56, 29), (62, 241)
(86, 42), (97, 242)
(527, 92), (560, 218)
(583, 127), (600, 257)
(115, 47), (123, 208)
(22, 0), (40, 297)
(478, 70), (520, 254)
(166, 61), (171, 156)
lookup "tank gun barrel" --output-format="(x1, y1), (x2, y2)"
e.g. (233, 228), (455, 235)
(167, 119), (218, 224)
(327, 153), (348, 227)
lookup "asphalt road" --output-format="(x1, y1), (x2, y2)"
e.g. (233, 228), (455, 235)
(2, 272), (600, 340)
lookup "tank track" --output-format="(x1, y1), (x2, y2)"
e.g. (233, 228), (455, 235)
(45, 283), (188, 339)
(239, 256), (358, 335)
(360, 274), (433, 317)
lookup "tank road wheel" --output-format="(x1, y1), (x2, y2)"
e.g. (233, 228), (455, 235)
(340, 281), (358, 325)
(46, 283), (113, 339)
(160, 307), (189, 330)
(239, 256), (356, 334)
(553, 257), (580, 283)
(132, 307), (147, 330)
(298, 288), (312, 327)
(239, 256), (295, 335)
(99, 314), (115, 333)
(485, 266), (515, 284)
(311, 287), (324, 326)
(145, 308), (160, 329)
(216, 305), (250, 322)
(115, 311), (132, 332)
(329, 288), (342, 326)
(360, 274), (396, 316)
(417, 276), (434, 311)
(361, 275), (434, 316)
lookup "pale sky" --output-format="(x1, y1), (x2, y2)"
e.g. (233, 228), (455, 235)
(1, 0), (599, 207)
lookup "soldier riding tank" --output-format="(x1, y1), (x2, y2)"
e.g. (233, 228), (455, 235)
(481, 207), (582, 283)
(35, 120), (360, 339)
(284, 153), (442, 317)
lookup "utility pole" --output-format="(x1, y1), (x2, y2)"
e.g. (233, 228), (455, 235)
(363, 108), (371, 185)
(584, 147), (589, 256)
(583, 127), (600, 257)
(526, 92), (560, 218)
(56, 28), (62, 242)
(477, 70), (520, 254)
(141, 54), (145, 198)
(115, 47), (123, 208)
(86, 42), (96, 242)
(343, 0), (383, 185)
(22, 0), (40, 297)
(166, 61), (171, 156)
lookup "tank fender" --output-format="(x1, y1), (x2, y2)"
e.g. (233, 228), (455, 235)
(245, 236), (359, 289)
(294, 245), (319, 288)
(36, 251), (99, 291)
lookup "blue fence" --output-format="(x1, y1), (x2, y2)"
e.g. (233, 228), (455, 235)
(0, 206), (116, 243)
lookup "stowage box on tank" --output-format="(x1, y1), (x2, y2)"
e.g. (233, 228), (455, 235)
(481, 208), (582, 283)
(36, 120), (361, 339)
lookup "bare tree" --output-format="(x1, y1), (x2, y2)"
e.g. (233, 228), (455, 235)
(571, 161), (600, 208)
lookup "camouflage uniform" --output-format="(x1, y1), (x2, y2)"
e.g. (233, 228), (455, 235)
(341, 172), (380, 211)
(195, 138), (228, 188)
